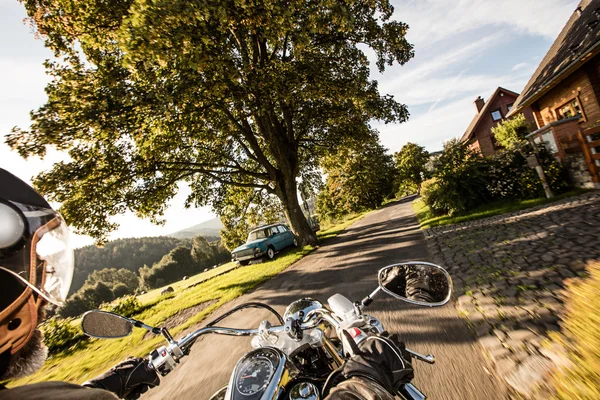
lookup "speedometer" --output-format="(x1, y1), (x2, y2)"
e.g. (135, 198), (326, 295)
(235, 356), (274, 396)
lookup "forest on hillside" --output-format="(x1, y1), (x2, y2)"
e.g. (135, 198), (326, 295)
(60, 235), (230, 318)
(71, 236), (187, 295)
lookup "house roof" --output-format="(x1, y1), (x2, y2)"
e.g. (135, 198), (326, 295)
(508, 0), (600, 116)
(460, 87), (520, 142)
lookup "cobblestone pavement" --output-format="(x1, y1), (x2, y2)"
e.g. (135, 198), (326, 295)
(424, 192), (600, 397)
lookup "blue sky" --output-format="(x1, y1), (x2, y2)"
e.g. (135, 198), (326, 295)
(0, 0), (580, 245)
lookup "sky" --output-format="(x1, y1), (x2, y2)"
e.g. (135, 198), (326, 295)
(0, 0), (580, 247)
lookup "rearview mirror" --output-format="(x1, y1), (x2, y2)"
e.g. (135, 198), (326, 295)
(378, 262), (452, 307)
(81, 310), (134, 339)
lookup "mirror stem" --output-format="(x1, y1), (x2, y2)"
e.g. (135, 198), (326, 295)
(161, 328), (176, 344)
(361, 286), (382, 308)
(131, 318), (161, 335)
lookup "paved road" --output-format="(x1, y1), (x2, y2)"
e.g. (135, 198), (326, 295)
(144, 197), (507, 399)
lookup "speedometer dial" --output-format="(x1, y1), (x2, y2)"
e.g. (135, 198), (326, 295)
(236, 357), (274, 396)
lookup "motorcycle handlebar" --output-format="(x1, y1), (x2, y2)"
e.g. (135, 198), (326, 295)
(176, 308), (338, 352)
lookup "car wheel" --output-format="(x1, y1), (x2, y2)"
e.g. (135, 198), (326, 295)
(239, 260), (250, 266)
(293, 238), (298, 247)
(266, 247), (275, 260)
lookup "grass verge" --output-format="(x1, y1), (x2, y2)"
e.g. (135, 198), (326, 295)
(11, 212), (370, 387)
(317, 210), (372, 243)
(412, 189), (590, 229)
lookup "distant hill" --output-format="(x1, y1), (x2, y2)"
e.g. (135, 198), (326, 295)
(72, 236), (186, 296)
(168, 217), (224, 239)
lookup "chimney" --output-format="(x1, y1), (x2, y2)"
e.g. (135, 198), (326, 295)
(474, 96), (485, 113)
(575, 6), (583, 17)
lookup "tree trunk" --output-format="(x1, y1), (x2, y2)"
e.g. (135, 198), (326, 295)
(275, 175), (318, 246)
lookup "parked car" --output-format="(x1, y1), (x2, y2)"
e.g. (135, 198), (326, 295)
(231, 223), (298, 265)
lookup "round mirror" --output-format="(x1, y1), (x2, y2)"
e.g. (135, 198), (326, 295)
(81, 310), (134, 338)
(378, 262), (452, 307)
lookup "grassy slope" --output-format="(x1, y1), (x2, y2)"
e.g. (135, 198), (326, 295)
(14, 212), (370, 386)
(412, 189), (590, 229)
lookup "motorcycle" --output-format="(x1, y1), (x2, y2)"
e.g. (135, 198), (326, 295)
(81, 262), (453, 400)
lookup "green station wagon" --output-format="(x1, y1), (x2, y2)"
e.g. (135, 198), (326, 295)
(231, 223), (298, 265)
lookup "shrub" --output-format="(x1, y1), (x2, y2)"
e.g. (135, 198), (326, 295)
(112, 283), (131, 299)
(102, 295), (143, 317)
(538, 147), (570, 195)
(486, 149), (541, 199)
(419, 178), (444, 215)
(41, 317), (87, 357)
(422, 139), (491, 215)
(551, 262), (600, 399)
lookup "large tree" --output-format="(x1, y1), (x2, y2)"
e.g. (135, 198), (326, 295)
(317, 136), (395, 220)
(9, 0), (413, 245)
(393, 142), (429, 191)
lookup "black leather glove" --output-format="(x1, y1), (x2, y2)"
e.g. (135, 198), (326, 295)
(83, 357), (160, 399)
(341, 333), (414, 394)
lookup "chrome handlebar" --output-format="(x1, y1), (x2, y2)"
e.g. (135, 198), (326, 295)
(149, 308), (339, 375)
(176, 308), (337, 352)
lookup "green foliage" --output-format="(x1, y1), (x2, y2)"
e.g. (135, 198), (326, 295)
(112, 283), (131, 299)
(486, 147), (570, 200)
(423, 139), (490, 216)
(491, 113), (531, 149)
(140, 236), (230, 289)
(419, 178), (443, 214)
(59, 281), (115, 318)
(393, 142), (430, 189)
(71, 236), (185, 295)
(10, 0), (414, 247)
(40, 317), (87, 357)
(102, 295), (143, 318)
(486, 149), (543, 199)
(84, 268), (139, 296)
(216, 187), (285, 251)
(419, 139), (571, 217)
(316, 138), (396, 221)
(552, 262), (600, 399)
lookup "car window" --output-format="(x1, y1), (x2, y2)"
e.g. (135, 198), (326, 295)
(248, 229), (268, 241)
(277, 226), (287, 233)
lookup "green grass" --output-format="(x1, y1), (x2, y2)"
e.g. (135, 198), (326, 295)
(137, 262), (239, 303)
(412, 189), (591, 229)
(11, 212), (370, 387)
(317, 210), (372, 242)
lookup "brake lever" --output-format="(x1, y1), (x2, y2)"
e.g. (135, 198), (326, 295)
(406, 348), (435, 364)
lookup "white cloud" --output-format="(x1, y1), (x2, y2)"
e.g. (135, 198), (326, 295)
(393, 0), (579, 46)
(376, 95), (478, 153)
(512, 62), (531, 72)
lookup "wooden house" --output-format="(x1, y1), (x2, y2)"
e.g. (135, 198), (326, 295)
(508, 0), (600, 187)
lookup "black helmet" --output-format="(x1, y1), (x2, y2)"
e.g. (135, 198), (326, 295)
(0, 168), (74, 357)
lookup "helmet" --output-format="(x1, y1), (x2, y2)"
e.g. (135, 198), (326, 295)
(0, 168), (74, 357)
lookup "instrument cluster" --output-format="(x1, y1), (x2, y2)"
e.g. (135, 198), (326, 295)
(232, 348), (281, 399)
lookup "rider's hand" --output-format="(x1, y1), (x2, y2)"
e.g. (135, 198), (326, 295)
(83, 357), (160, 399)
(341, 333), (414, 394)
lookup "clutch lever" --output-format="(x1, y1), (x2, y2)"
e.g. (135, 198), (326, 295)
(406, 348), (435, 364)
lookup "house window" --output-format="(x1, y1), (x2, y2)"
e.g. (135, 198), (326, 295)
(491, 109), (502, 121)
(556, 98), (583, 120)
(507, 103), (513, 112)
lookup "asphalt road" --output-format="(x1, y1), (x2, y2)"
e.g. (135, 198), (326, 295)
(143, 197), (507, 399)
